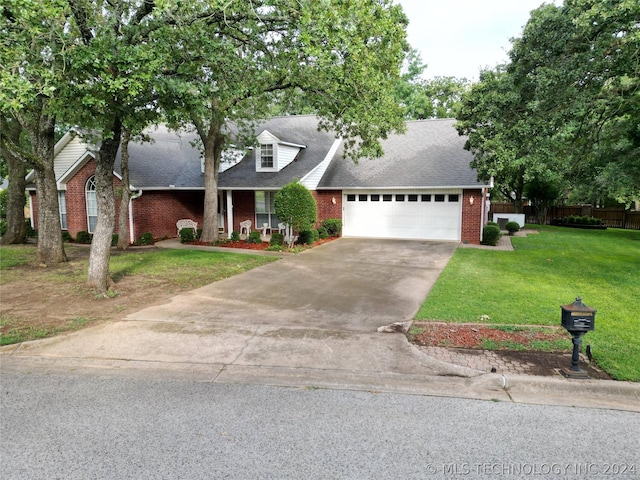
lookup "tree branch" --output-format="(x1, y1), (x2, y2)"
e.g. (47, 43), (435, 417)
(67, 0), (93, 44)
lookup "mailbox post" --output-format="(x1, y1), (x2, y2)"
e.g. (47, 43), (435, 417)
(560, 297), (596, 379)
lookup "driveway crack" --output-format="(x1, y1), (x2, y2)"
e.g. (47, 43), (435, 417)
(212, 327), (260, 383)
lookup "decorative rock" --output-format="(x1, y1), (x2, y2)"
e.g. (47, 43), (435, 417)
(377, 321), (412, 333)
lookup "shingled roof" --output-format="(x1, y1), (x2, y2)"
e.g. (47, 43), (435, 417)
(218, 115), (339, 190)
(317, 118), (483, 189)
(111, 116), (482, 190)
(115, 125), (202, 189)
(114, 116), (339, 190)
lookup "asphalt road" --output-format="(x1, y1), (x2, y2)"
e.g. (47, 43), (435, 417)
(1, 373), (638, 479)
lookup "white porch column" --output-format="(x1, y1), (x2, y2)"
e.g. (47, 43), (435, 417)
(226, 190), (233, 239)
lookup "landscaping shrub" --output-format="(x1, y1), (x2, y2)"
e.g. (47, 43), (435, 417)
(321, 218), (342, 237)
(564, 215), (603, 226)
(505, 221), (520, 235)
(137, 232), (154, 245)
(196, 228), (203, 239)
(270, 232), (284, 246)
(481, 224), (501, 246)
(179, 227), (195, 243)
(75, 231), (92, 244)
(231, 230), (240, 241)
(247, 231), (262, 244)
(25, 220), (36, 238)
(317, 226), (328, 239)
(61, 231), (73, 242)
(111, 234), (119, 246)
(0, 220), (7, 237)
(298, 229), (319, 245)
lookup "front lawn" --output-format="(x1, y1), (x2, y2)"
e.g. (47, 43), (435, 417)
(415, 226), (640, 381)
(0, 244), (278, 345)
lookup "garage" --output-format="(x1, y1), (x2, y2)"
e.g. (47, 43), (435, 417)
(342, 189), (462, 241)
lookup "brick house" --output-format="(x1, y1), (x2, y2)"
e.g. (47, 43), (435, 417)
(27, 115), (491, 244)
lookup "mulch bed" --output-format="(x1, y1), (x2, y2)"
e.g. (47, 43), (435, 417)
(411, 322), (569, 349)
(186, 236), (336, 251)
(411, 322), (612, 379)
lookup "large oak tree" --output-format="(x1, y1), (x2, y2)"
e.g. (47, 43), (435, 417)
(457, 0), (639, 208)
(3, 0), (409, 294)
(0, 1), (69, 262)
(157, 0), (409, 243)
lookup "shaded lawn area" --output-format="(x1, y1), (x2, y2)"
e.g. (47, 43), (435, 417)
(415, 226), (640, 381)
(0, 244), (278, 345)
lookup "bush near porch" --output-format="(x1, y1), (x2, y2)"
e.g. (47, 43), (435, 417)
(415, 226), (640, 381)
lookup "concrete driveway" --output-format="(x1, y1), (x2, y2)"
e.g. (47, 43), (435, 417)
(5, 237), (638, 411)
(127, 238), (458, 332)
(5, 238), (474, 379)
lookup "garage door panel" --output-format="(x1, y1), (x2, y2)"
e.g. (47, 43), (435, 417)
(343, 190), (461, 241)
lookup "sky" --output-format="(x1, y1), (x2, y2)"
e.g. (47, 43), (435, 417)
(396, 0), (562, 81)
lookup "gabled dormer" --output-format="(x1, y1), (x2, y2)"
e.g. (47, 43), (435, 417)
(256, 129), (306, 172)
(202, 145), (247, 174)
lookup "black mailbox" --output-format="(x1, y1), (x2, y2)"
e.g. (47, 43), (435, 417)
(560, 297), (596, 378)
(561, 297), (596, 332)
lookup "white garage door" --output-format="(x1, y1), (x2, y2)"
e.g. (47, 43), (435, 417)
(342, 190), (462, 241)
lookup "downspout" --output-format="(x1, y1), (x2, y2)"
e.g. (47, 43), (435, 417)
(129, 189), (143, 244)
(226, 190), (233, 239)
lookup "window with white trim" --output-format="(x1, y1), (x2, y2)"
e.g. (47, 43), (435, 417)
(255, 191), (280, 229)
(260, 144), (274, 168)
(86, 176), (98, 233)
(58, 191), (67, 230)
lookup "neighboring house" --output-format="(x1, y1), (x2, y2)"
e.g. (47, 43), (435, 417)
(27, 115), (491, 244)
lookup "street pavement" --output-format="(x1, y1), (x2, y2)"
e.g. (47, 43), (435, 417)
(1, 238), (638, 412)
(3, 375), (639, 480)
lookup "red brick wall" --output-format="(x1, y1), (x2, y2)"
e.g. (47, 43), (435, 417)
(232, 191), (255, 232)
(131, 190), (205, 240)
(65, 161), (98, 237)
(32, 158), (207, 243)
(313, 190), (342, 227)
(461, 189), (483, 244)
(30, 160), (114, 238)
(64, 160), (127, 238)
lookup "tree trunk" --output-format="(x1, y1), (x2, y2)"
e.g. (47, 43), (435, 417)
(0, 119), (27, 245)
(30, 112), (67, 264)
(198, 126), (224, 244)
(87, 119), (121, 294)
(512, 175), (525, 214)
(117, 130), (131, 250)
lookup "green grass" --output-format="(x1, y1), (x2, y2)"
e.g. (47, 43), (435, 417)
(0, 315), (94, 346)
(0, 245), (278, 345)
(107, 248), (278, 289)
(416, 226), (640, 381)
(0, 245), (278, 289)
(0, 245), (36, 269)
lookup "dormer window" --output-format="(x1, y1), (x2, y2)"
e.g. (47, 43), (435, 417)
(255, 129), (305, 172)
(260, 144), (274, 168)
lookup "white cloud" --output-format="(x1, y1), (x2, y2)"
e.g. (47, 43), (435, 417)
(396, 0), (562, 80)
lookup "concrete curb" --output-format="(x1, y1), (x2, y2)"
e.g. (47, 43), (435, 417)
(2, 354), (638, 413)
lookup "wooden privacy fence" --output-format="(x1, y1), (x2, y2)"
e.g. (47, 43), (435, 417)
(489, 203), (640, 230)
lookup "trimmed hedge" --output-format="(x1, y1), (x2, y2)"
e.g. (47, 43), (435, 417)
(482, 224), (501, 246)
(270, 232), (284, 246)
(505, 221), (520, 234)
(321, 218), (342, 237)
(179, 227), (196, 243)
(246, 231), (262, 244)
(75, 231), (92, 244)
